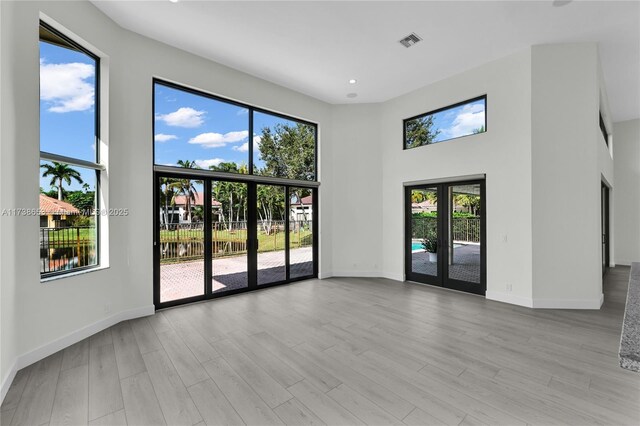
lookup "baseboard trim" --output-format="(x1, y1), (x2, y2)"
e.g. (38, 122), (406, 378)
(532, 294), (604, 309)
(330, 270), (381, 278)
(615, 260), (633, 266)
(1, 304), (154, 404)
(486, 291), (534, 308)
(1, 362), (17, 405)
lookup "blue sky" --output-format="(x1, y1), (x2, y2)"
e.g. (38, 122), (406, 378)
(429, 99), (486, 143)
(154, 83), (296, 172)
(40, 41), (97, 192)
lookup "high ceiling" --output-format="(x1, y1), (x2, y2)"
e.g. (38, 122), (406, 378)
(92, 0), (640, 122)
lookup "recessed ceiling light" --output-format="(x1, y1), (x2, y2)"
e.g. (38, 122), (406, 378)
(169, 0), (180, 3)
(346, 93), (358, 99)
(349, 79), (357, 84)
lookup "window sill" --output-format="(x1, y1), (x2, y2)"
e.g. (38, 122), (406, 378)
(41, 265), (109, 283)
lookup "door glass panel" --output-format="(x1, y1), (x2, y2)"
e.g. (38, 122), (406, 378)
(289, 188), (314, 279)
(448, 184), (481, 283)
(212, 180), (248, 293)
(257, 184), (286, 285)
(410, 187), (439, 277)
(159, 177), (205, 303)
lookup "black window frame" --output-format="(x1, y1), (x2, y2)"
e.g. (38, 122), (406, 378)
(599, 111), (609, 147)
(403, 95), (487, 150)
(153, 79), (319, 182)
(39, 21), (102, 279)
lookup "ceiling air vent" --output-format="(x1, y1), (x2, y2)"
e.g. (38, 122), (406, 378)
(399, 33), (422, 48)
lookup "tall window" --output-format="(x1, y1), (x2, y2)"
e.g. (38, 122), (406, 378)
(154, 80), (317, 181)
(404, 96), (487, 150)
(39, 22), (102, 277)
(599, 111), (609, 147)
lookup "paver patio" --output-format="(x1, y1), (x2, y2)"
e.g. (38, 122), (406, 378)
(411, 243), (481, 283)
(160, 246), (313, 302)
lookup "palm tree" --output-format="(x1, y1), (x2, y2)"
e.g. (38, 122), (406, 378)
(41, 162), (83, 200)
(173, 160), (201, 223)
(170, 179), (198, 223)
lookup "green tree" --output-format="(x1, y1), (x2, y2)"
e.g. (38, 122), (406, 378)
(454, 194), (481, 215)
(473, 125), (486, 134)
(67, 191), (95, 212)
(210, 162), (249, 228)
(159, 177), (177, 229)
(170, 179), (198, 223)
(405, 115), (440, 148)
(257, 123), (315, 181)
(40, 162), (84, 200)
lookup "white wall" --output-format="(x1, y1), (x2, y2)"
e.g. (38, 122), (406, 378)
(329, 104), (383, 277)
(531, 44), (604, 308)
(378, 49), (534, 305)
(614, 119), (640, 265)
(0, 0), (333, 395)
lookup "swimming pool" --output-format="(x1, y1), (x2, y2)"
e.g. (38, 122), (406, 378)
(411, 242), (463, 251)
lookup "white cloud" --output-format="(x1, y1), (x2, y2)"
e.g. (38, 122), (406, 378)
(442, 103), (485, 138)
(156, 107), (205, 128)
(40, 60), (95, 113)
(195, 158), (225, 169)
(233, 142), (249, 152)
(154, 133), (178, 142)
(189, 130), (248, 148)
(236, 108), (249, 116)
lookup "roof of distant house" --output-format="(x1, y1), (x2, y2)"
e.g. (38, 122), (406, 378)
(39, 194), (80, 216)
(173, 192), (222, 207)
(291, 195), (312, 206)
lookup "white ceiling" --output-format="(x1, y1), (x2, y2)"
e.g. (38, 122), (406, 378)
(91, 0), (640, 122)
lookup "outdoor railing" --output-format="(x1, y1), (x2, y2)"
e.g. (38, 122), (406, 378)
(40, 226), (97, 274)
(412, 216), (481, 243)
(159, 220), (313, 264)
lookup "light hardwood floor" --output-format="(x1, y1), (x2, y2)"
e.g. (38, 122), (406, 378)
(2, 267), (639, 425)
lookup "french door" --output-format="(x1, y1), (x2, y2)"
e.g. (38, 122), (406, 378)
(154, 173), (317, 309)
(601, 182), (610, 277)
(405, 180), (486, 295)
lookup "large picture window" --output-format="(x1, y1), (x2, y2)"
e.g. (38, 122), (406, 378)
(39, 22), (102, 277)
(403, 96), (487, 150)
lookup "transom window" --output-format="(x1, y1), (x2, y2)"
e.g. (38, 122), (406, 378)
(153, 80), (317, 181)
(404, 95), (487, 150)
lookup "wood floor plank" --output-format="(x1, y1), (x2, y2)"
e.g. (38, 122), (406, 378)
(1, 368), (30, 413)
(0, 409), (15, 426)
(157, 330), (209, 387)
(130, 317), (163, 354)
(50, 364), (88, 426)
(147, 311), (173, 335)
(142, 349), (202, 426)
(293, 343), (414, 420)
(111, 321), (146, 379)
(273, 398), (326, 426)
(286, 380), (364, 426)
(187, 379), (245, 426)
(87, 409), (126, 426)
(327, 383), (404, 425)
(10, 352), (62, 426)
(88, 343), (123, 421)
(252, 332), (341, 393)
(227, 331), (303, 388)
(402, 407), (446, 426)
(170, 319), (219, 363)
(212, 338), (292, 408)
(89, 329), (112, 349)
(321, 346), (465, 425)
(120, 372), (166, 426)
(60, 339), (89, 372)
(202, 357), (283, 425)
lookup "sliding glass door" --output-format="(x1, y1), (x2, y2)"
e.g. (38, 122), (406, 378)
(155, 174), (317, 308)
(405, 180), (485, 295)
